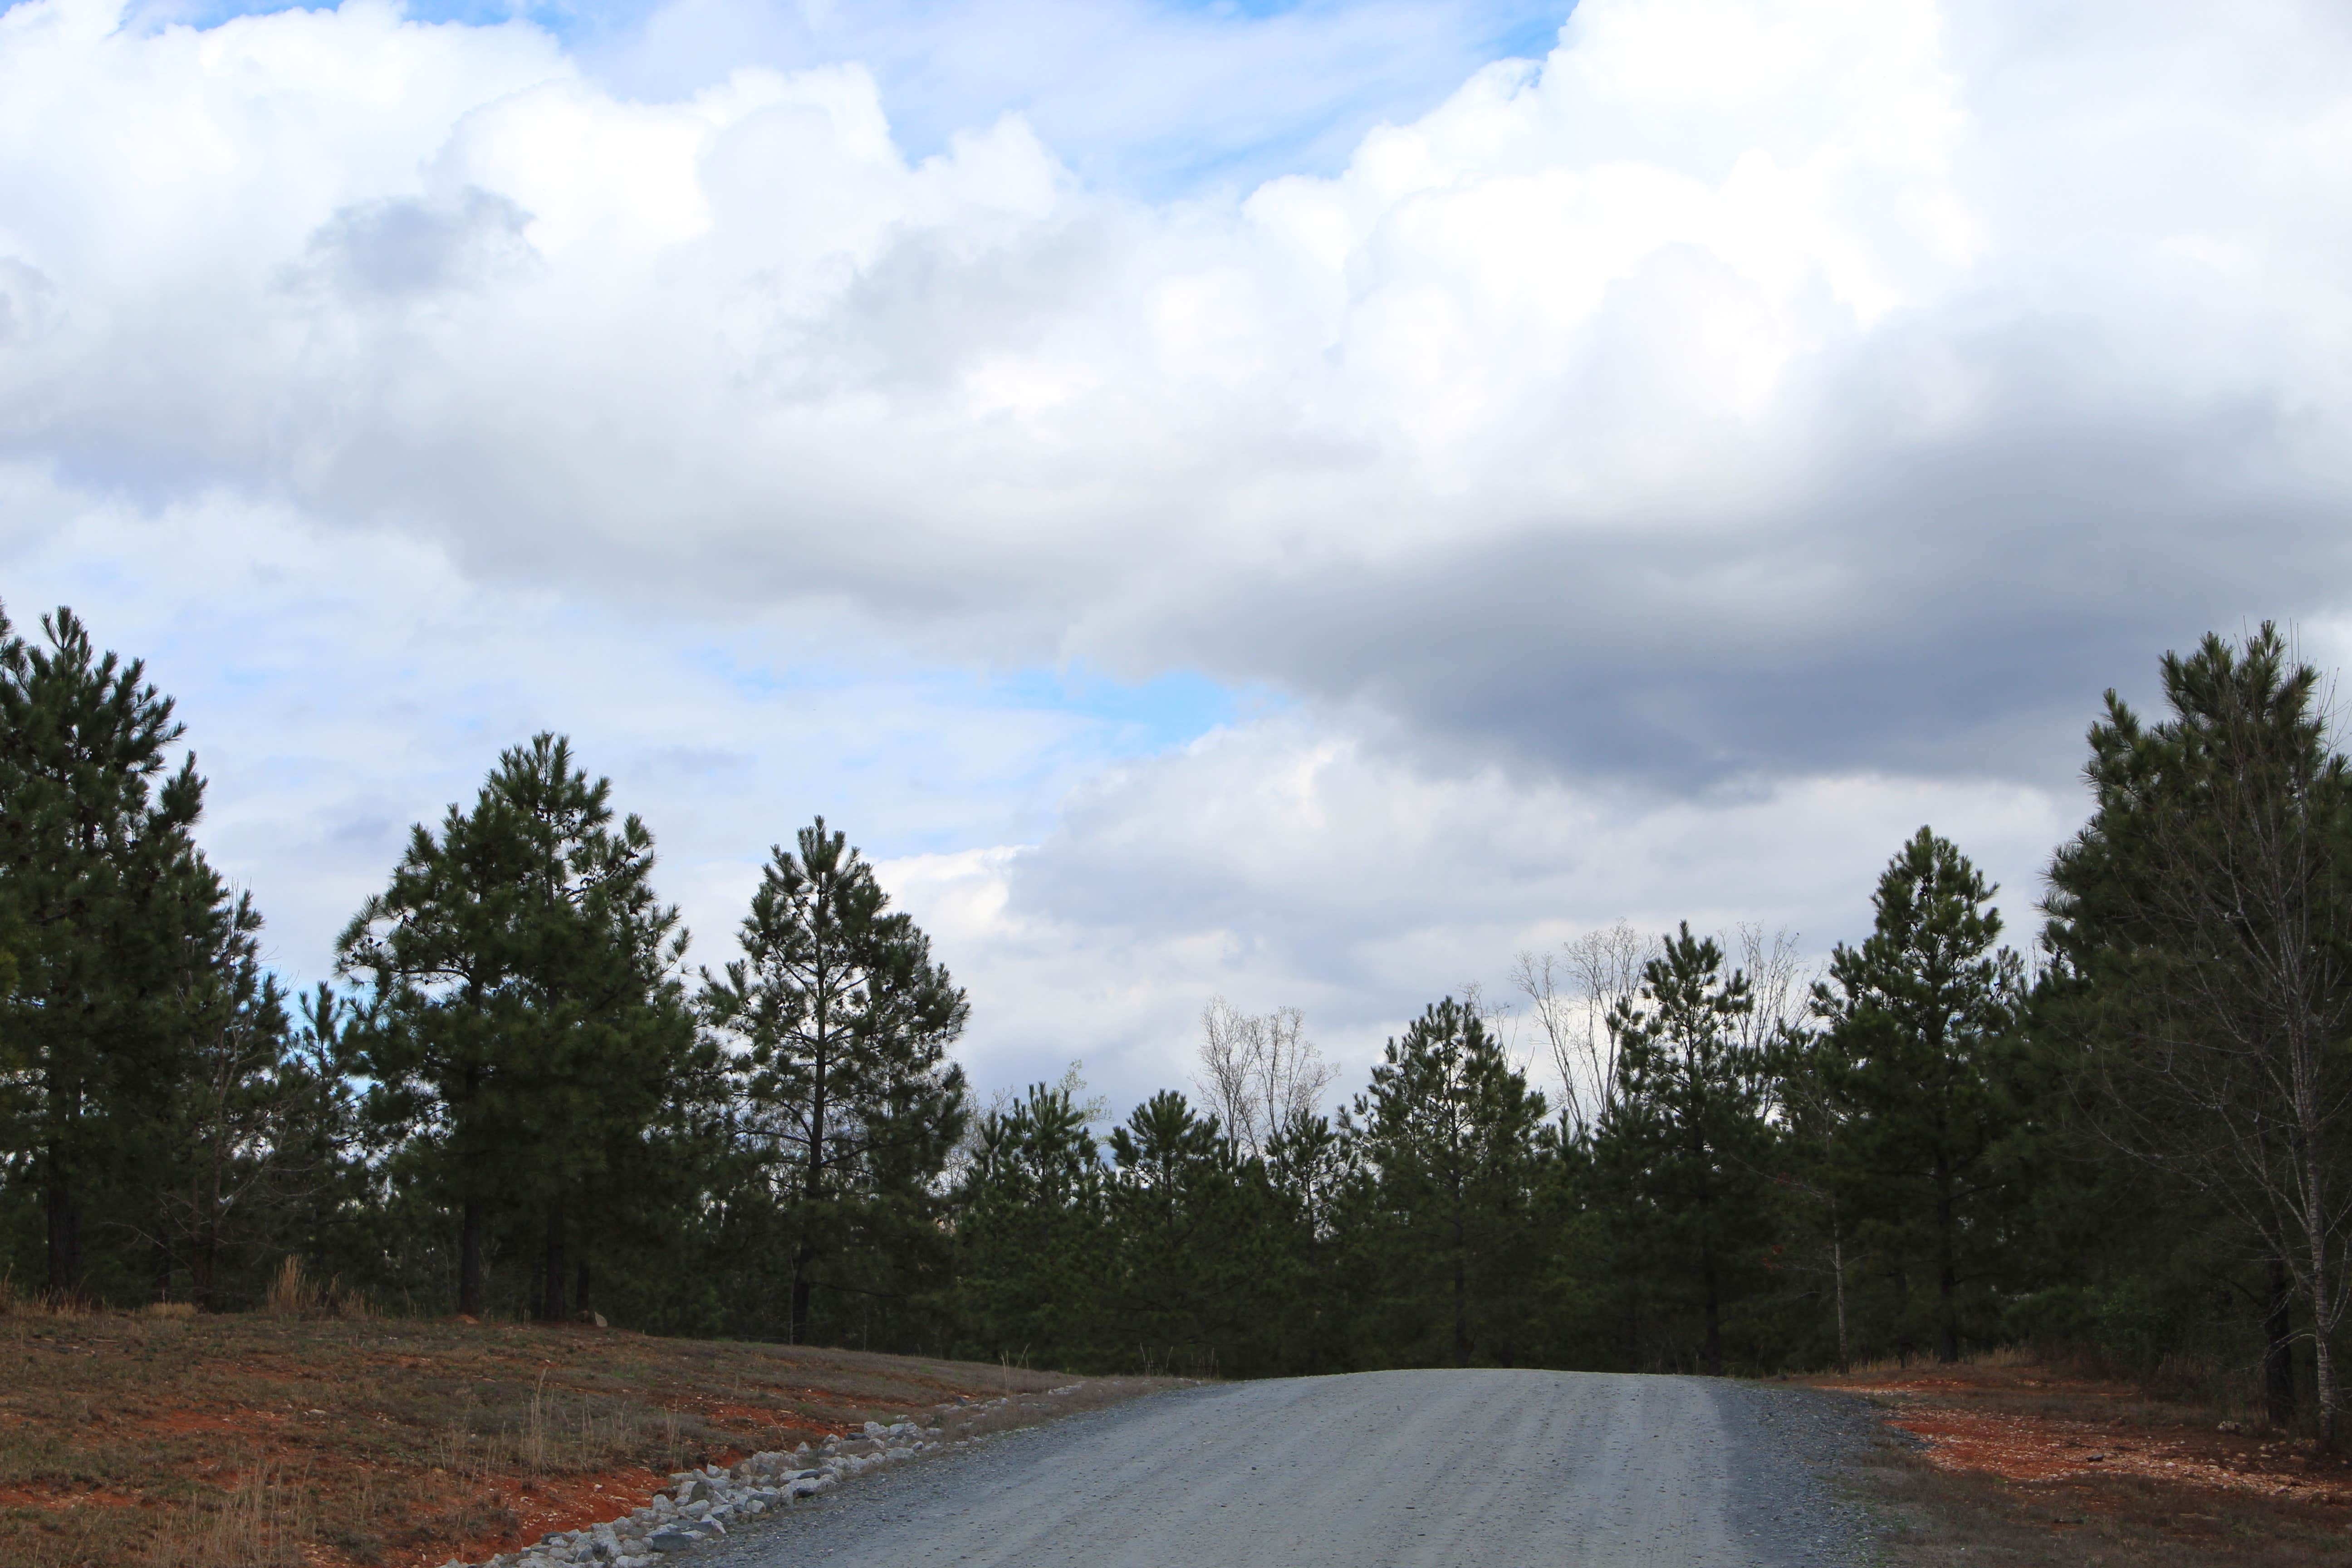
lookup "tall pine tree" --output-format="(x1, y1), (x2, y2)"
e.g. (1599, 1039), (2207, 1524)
(699, 818), (968, 1345)
(338, 734), (704, 1319)
(1346, 998), (1546, 1367)
(1808, 829), (2022, 1365)
(952, 1082), (1105, 1363)
(1593, 926), (1772, 1375)
(2044, 625), (2352, 1442)
(0, 607), (234, 1298)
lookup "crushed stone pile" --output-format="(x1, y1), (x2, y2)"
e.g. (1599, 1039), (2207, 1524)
(440, 1413), (958, 1567)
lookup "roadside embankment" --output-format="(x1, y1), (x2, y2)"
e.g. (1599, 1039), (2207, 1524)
(461, 1385), (1134, 1568)
(0, 1301), (1162, 1568)
(1800, 1356), (2352, 1565)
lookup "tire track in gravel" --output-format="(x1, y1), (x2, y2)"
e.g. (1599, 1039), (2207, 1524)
(695, 1368), (1883, 1568)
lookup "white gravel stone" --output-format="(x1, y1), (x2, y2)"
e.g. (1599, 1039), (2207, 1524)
(434, 1389), (1034, 1568)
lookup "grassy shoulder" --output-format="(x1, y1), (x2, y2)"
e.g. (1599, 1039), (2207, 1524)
(0, 1293), (1168, 1568)
(1794, 1355), (2352, 1565)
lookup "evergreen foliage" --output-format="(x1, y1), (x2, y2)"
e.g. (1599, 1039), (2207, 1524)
(10, 606), (2352, 1436)
(698, 818), (969, 1345)
(951, 1082), (1107, 1359)
(1810, 830), (2024, 1365)
(1588, 927), (1770, 1375)
(0, 605), (329, 1304)
(2043, 624), (2352, 1441)
(1345, 999), (1546, 1367)
(336, 734), (709, 1321)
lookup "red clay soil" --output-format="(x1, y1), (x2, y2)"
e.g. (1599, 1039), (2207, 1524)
(430, 1466), (680, 1562)
(0, 1308), (1133, 1568)
(1800, 1358), (2352, 1563)
(1824, 1364), (2352, 1503)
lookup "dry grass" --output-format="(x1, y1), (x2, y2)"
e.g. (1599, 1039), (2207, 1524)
(260, 1258), (372, 1320)
(1803, 1356), (2352, 1564)
(0, 1309), (1169, 1568)
(0, 1273), (107, 1321)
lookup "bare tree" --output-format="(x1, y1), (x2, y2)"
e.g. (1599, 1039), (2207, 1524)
(1730, 922), (1814, 1107)
(1195, 998), (1336, 1158)
(1723, 920), (1853, 1365)
(2048, 627), (2352, 1443)
(1512, 920), (1650, 1136)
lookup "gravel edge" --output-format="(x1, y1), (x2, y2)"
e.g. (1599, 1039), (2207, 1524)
(1717, 1380), (1904, 1567)
(434, 1382), (1151, 1568)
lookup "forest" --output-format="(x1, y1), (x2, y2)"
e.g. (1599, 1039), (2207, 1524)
(3, 601), (2348, 1443)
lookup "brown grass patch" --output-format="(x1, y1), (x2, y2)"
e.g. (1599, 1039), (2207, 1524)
(1803, 1357), (2352, 1564)
(0, 1310), (1166, 1568)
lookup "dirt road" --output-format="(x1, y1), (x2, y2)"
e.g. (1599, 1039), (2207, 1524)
(706, 1368), (1876, 1567)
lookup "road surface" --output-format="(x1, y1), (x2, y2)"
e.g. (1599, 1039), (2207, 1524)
(705, 1368), (1877, 1567)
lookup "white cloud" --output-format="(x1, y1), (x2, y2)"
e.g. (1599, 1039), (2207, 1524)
(881, 716), (2069, 1113)
(0, 473), (1173, 989)
(6, 0), (2346, 786)
(4, 0), (2348, 1110)
(598, 0), (1569, 193)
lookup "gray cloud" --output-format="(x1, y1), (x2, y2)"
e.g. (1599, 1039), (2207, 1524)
(14, 2), (2343, 808)
(7, 0), (2352, 1109)
(1134, 341), (2345, 790)
(297, 189), (539, 299)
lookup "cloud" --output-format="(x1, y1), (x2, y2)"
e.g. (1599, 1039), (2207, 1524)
(598, 0), (1571, 192)
(297, 187), (539, 298)
(5, 0), (2349, 1107)
(882, 716), (2070, 1112)
(0, 464), (2073, 1117)
(0, 472), (1190, 992)
(6, 0), (2347, 793)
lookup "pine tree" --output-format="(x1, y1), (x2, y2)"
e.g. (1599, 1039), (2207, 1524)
(1809, 829), (2022, 1365)
(2044, 625), (2352, 1442)
(1347, 997), (1546, 1367)
(699, 818), (968, 1345)
(1261, 1108), (1350, 1373)
(338, 734), (704, 1319)
(1594, 926), (1772, 1375)
(0, 607), (227, 1298)
(1104, 1090), (1257, 1372)
(951, 1082), (1105, 1362)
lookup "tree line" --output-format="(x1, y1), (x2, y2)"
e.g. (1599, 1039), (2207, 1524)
(3, 603), (2349, 1441)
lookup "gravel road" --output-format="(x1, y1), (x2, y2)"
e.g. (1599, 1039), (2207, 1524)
(701, 1369), (1881, 1567)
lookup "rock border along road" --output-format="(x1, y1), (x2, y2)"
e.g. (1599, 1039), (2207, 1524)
(693, 1369), (1882, 1568)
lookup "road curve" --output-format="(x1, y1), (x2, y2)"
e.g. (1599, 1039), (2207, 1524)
(706, 1369), (1874, 1568)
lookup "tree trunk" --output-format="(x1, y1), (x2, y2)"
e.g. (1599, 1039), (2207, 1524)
(1450, 1143), (1470, 1368)
(794, 948), (830, 1348)
(575, 1255), (592, 1315)
(44, 1050), (83, 1300)
(46, 1151), (80, 1299)
(457, 1054), (485, 1318)
(1831, 1227), (1851, 1375)
(1700, 1230), (1723, 1376)
(1893, 1265), (1912, 1367)
(540, 1199), (567, 1322)
(2315, 1308), (2341, 1450)
(790, 1248), (814, 1347)
(2308, 1161), (2342, 1450)
(458, 1196), (485, 1317)
(1452, 1222), (1469, 1368)
(195, 1117), (231, 1310)
(199, 1098), (228, 1309)
(1695, 1107), (1722, 1377)
(2265, 1252), (2298, 1429)
(1935, 1147), (1960, 1364)
(191, 1176), (213, 1307)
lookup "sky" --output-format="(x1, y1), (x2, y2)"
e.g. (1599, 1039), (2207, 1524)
(5, 0), (2351, 1116)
